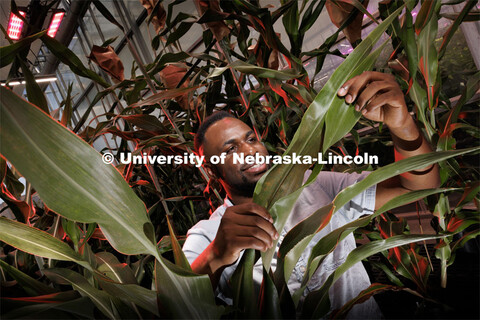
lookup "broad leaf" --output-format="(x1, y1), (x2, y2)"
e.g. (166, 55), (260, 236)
(44, 268), (123, 320)
(0, 218), (91, 270)
(0, 259), (57, 296)
(0, 30), (46, 68)
(257, 6), (404, 270)
(301, 233), (449, 318)
(0, 87), (158, 257)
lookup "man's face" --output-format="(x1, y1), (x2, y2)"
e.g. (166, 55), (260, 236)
(202, 118), (269, 198)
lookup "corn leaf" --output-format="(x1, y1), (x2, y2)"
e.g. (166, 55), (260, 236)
(96, 274), (159, 317)
(0, 217), (91, 270)
(301, 233), (449, 318)
(95, 252), (137, 284)
(282, 186), (463, 294)
(0, 87), (158, 257)
(0, 30), (46, 68)
(166, 215), (192, 270)
(0, 259), (57, 296)
(439, 1), (477, 59)
(40, 35), (109, 88)
(44, 268), (122, 320)
(257, 6), (404, 271)
(208, 60), (301, 81)
(154, 257), (224, 319)
(2, 296), (95, 319)
(417, 13), (438, 109)
(18, 58), (49, 114)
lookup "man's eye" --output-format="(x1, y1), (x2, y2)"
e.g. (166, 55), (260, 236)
(248, 137), (257, 142)
(226, 146), (235, 153)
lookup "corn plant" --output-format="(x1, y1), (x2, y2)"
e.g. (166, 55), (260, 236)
(0, 0), (478, 318)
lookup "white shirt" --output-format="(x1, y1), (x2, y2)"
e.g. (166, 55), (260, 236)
(183, 171), (382, 319)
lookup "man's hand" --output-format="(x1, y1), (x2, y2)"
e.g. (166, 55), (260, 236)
(337, 70), (440, 208)
(210, 203), (279, 268)
(337, 71), (410, 129)
(190, 202), (278, 286)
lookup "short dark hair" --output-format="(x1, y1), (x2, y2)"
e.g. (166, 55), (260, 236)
(194, 111), (236, 153)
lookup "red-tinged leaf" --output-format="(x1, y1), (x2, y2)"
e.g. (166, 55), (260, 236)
(330, 283), (424, 319)
(2, 291), (80, 304)
(446, 216), (465, 233)
(119, 114), (168, 133)
(91, 228), (107, 240)
(158, 64), (192, 110)
(102, 127), (156, 141)
(128, 85), (202, 109)
(455, 181), (480, 209)
(417, 14), (438, 109)
(326, 0), (372, 46)
(414, 0), (436, 34)
(88, 45), (125, 82)
(132, 180), (150, 186)
(140, 0), (167, 34)
(194, 0), (230, 41)
(0, 184), (33, 223)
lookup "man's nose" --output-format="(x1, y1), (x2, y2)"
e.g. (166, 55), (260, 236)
(240, 142), (256, 156)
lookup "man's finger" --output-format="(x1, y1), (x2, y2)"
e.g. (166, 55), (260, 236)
(338, 71), (393, 102)
(232, 202), (273, 222)
(354, 81), (394, 111)
(234, 226), (274, 248)
(362, 91), (397, 114)
(234, 236), (270, 252)
(234, 215), (279, 239)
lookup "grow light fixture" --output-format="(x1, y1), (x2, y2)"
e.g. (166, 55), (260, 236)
(7, 11), (26, 40)
(47, 11), (65, 38)
(1, 76), (57, 87)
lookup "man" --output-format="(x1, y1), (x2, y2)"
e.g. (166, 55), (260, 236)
(182, 71), (440, 317)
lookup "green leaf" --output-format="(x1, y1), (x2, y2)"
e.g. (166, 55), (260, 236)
(259, 268), (282, 318)
(166, 22), (194, 46)
(291, 187), (464, 304)
(0, 30), (46, 68)
(96, 274), (159, 317)
(128, 85), (202, 108)
(404, 9), (418, 80)
(154, 257), (224, 319)
(0, 87), (158, 258)
(329, 283), (421, 319)
(440, 11), (480, 22)
(231, 249), (258, 318)
(417, 13), (438, 109)
(3, 296), (95, 319)
(302, 233), (448, 319)
(44, 268), (121, 320)
(0, 217), (91, 270)
(91, 0), (125, 32)
(60, 83), (74, 128)
(256, 7), (404, 271)
(443, 71), (480, 128)
(0, 259), (57, 296)
(40, 35), (109, 88)
(208, 60), (301, 81)
(414, 0), (436, 33)
(95, 252), (137, 284)
(368, 261), (404, 287)
(166, 215), (191, 270)
(18, 58), (49, 114)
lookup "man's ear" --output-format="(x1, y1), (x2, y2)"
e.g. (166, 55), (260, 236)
(204, 162), (220, 180)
